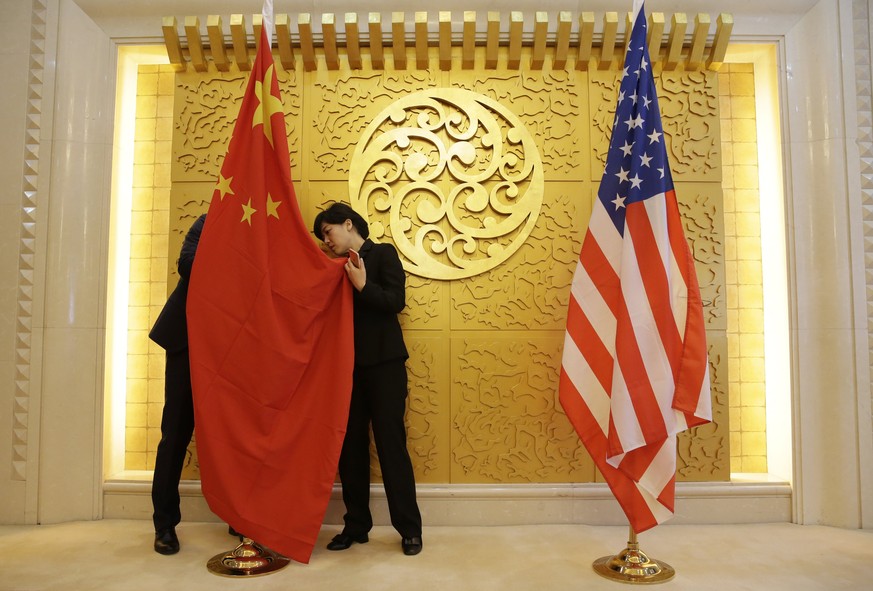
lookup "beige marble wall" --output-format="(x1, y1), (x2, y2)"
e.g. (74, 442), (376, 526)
(851, 0), (873, 529)
(7, 0), (115, 524)
(0, 0), (43, 524)
(784, 0), (867, 527)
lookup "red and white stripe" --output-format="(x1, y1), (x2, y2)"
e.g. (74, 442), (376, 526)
(559, 189), (711, 533)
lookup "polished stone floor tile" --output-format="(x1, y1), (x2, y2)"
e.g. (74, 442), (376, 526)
(2, 521), (872, 590)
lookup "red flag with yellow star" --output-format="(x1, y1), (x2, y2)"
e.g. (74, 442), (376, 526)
(186, 26), (354, 563)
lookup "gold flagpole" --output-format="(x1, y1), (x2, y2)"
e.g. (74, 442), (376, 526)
(592, 525), (675, 584)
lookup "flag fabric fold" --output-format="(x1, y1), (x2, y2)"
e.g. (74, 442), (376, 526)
(558, 0), (712, 534)
(187, 25), (354, 563)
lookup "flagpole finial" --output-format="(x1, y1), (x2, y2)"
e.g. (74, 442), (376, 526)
(262, 0), (274, 46)
(632, 0), (645, 22)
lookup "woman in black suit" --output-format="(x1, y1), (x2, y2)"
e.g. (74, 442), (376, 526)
(313, 203), (423, 556)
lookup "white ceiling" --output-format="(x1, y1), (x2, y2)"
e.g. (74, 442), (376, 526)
(73, 0), (821, 19)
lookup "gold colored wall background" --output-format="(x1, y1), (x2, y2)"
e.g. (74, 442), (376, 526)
(126, 46), (752, 483)
(124, 65), (174, 472)
(719, 63), (767, 473)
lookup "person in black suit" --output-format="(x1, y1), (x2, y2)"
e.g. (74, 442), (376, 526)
(313, 202), (423, 556)
(149, 214), (205, 555)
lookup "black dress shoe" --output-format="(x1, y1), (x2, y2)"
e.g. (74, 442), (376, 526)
(154, 527), (179, 555)
(228, 525), (244, 540)
(326, 532), (368, 551)
(401, 536), (422, 556)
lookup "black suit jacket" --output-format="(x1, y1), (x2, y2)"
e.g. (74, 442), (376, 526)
(149, 214), (206, 353)
(353, 239), (409, 368)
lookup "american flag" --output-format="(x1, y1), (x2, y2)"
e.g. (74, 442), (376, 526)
(558, 0), (712, 533)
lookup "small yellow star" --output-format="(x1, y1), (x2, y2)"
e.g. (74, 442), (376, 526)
(266, 194), (281, 219)
(252, 64), (284, 148)
(241, 198), (257, 225)
(215, 174), (234, 200)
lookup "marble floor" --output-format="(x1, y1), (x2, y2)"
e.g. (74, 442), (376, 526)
(2, 520), (872, 590)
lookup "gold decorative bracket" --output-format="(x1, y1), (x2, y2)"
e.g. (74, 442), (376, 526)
(161, 10), (734, 72)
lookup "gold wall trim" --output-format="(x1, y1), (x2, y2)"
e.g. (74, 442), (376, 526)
(161, 11), (733, 73)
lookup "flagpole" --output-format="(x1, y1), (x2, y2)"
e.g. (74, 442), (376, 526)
(199, 0), (293, 575)
(560, 0), (709, 581)
(592, 525), (675, 584)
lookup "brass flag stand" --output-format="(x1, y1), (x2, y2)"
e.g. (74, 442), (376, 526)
(592, 526), (675, 584)
(206, 537), (291, 577)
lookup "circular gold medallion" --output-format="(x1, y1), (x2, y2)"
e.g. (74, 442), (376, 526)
(350, 88), (544, 280)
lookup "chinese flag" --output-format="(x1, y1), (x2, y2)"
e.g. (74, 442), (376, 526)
(186, 26), (354, 563)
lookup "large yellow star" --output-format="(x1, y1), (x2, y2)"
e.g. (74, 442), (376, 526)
(215, 174), (234, 200)
(266, 193), (282, 219)
(241, 198), (257, 226)
(252, 64), (283, 148)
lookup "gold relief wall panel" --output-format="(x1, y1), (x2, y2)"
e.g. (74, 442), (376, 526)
(302, 181), (350, 229)
(450, 335), (593, 483)
(449, 61), (589, 183)
(146, 49), (746, 484)
(173, 65), (302, 183)
(658, 72), (721, 181)
(165, 181), (212, 289)
(451, 182), (590, 331)
(167, 181), (213, 481)
(366, 334), (452, 484)
(400, 276), (449, 331)
(404, 335), (451, 482)
(678, 334), (729, 480)
(588, 68), (721, 183)
(589, 70), (621, 178)
(308, 66), (441, 181)
(675, 181), (727, 330)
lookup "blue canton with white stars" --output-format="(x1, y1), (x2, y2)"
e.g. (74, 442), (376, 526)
(598, 3), (672, 236)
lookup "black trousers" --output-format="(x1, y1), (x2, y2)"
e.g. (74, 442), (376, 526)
(151, 348), (194, 532)
(338, 360), (422, 538)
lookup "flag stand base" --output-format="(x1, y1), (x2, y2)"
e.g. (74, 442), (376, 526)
(592, 527), (675, 584)
(206, 537), (291, 577)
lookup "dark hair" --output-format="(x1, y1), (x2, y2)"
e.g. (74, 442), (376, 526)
(313, 202), (369, 240)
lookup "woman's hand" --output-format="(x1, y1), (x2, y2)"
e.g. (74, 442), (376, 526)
(345, 256), (366, 291)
